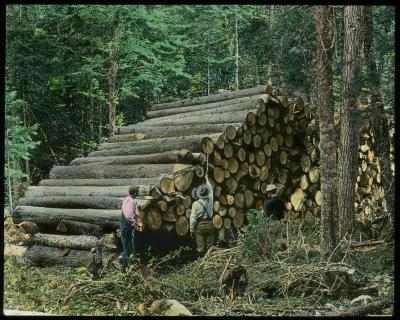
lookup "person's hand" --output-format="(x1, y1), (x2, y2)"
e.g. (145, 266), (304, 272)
(205, 174), (208, 180)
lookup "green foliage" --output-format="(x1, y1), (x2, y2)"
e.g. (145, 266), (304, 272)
(5, 5), (395, 188)
(237, 209), (286, 261)
(5, 88), (40, 211)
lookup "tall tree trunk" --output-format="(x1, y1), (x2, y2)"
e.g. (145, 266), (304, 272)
(23, 100), (31, 187)
(315, 6), (338, 255)
(108, 13), (118, 137)
(207, 32), (210, 95)
(362, 6), (394, 216)
(234, 12), (239, 90)
(338, 6), (364, 239)
(267, 5), (275, 85)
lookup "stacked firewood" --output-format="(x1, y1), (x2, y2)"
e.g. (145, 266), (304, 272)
(354, 119), (386, 223)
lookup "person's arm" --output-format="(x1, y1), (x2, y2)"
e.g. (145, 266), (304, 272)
(190, 202), (200, 237)
(204, 175), (214, 211)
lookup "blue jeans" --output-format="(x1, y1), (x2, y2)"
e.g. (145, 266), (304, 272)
(120, 213), (134, 268)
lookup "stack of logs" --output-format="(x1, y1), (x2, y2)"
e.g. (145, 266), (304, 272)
(199, 89), (322, 241)
(8, 84), (389, 268)
(8, 86), (270, 266)
(354, 119), (386, 222)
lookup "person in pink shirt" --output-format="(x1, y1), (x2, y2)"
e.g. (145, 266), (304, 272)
(120, 185), (139, 271)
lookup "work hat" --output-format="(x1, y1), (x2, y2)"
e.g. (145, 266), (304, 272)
(195, 184), (210, 199)
(265, 184), (278, 192)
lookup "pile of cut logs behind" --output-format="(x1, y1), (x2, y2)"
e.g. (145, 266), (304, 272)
(8, 84), (388, 268)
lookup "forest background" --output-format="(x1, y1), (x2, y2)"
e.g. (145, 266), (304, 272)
(4, 4), (394, 214)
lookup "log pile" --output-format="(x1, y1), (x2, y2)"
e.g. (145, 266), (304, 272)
(9, 86), (270, 266)
(8, 84), (390, 267)
(354, 119), (386, 222)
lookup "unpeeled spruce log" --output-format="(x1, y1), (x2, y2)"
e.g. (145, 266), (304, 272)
(13, 206), (121, 229)
(142, 100), (257, 125)
(69, 150), (206, 166)
(6, 245), (94, 268)
(23, 233), (104, 251)
(38, 177), (162, 187)
(133, 109), (258, 127)
(49, 163), (184, 179)
(113, 122), (240, 137)
(19, 196), (123, 210)
(24, 185), (153, 198)
(151, 85), (270, 111)
(57, 219), (103, 236)
(146, 94), (261, 119)
(88, 134), (213, 157)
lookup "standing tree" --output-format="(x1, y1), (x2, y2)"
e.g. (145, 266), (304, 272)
(362, 6), (394, 216)
(315, 6), (338, 255)
(338, 6), (364, 240)
(108, 12), (119, 137)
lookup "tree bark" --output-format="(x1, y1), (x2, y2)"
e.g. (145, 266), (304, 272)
(151, 85), (268, 111)
(70, 150), (206, 166)
(39, 177), (162, 187)
(57, 219), (103, 236)
(315, 5), (339, 255)
(143, 100), (256, 125)
(12, 206), (121, 229)
(324, 297), (392, 316)
(338, 5), (364, 239)
(135, 109), (257, 127)
(362, 6), (394, 216)
(146, 94), (260, 119)
(30, 233), (103, 250)
(108, 13), (118, 137)
(22, 245), (94, 268)
(49, 163), (176, 179)
(114, 122), (240, 137)
(88, 133), (215, 157)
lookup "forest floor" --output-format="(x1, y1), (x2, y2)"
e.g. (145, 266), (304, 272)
(3, 242), (394, 316)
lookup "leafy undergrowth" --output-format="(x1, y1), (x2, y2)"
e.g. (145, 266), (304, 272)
(3, 243), (394, 316)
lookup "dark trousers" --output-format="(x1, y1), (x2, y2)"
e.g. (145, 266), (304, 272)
(195, 220), (214, 254)
(120, 213), (134, 268)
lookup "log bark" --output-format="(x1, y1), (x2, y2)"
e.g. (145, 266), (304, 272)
(13, 206), (120, 229)
(26, 245), (93, 268)
(57, 219), (103, 236)
(147, 94), (261, 119)
(19, 195), (124, 209)
(24, 185), (152, 198)
(114, 122), (240, 137)
(49, 164), (176, 179)
(38, 178), (162, 187)
(30, 233), (103, 250)
(70, 150), (206, 166)
(145, 100), (257, 124)
(133, 109), (257, 127)
(98, 133), (220, 152)
(151, 85), (268, 111)
(324, 298), (392, 317)
(88, 134), (215, 157)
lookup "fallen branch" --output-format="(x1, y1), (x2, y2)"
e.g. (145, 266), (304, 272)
(324, 297), (393, 316)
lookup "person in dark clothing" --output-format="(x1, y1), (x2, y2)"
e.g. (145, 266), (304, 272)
(263, 184), (285, 220)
